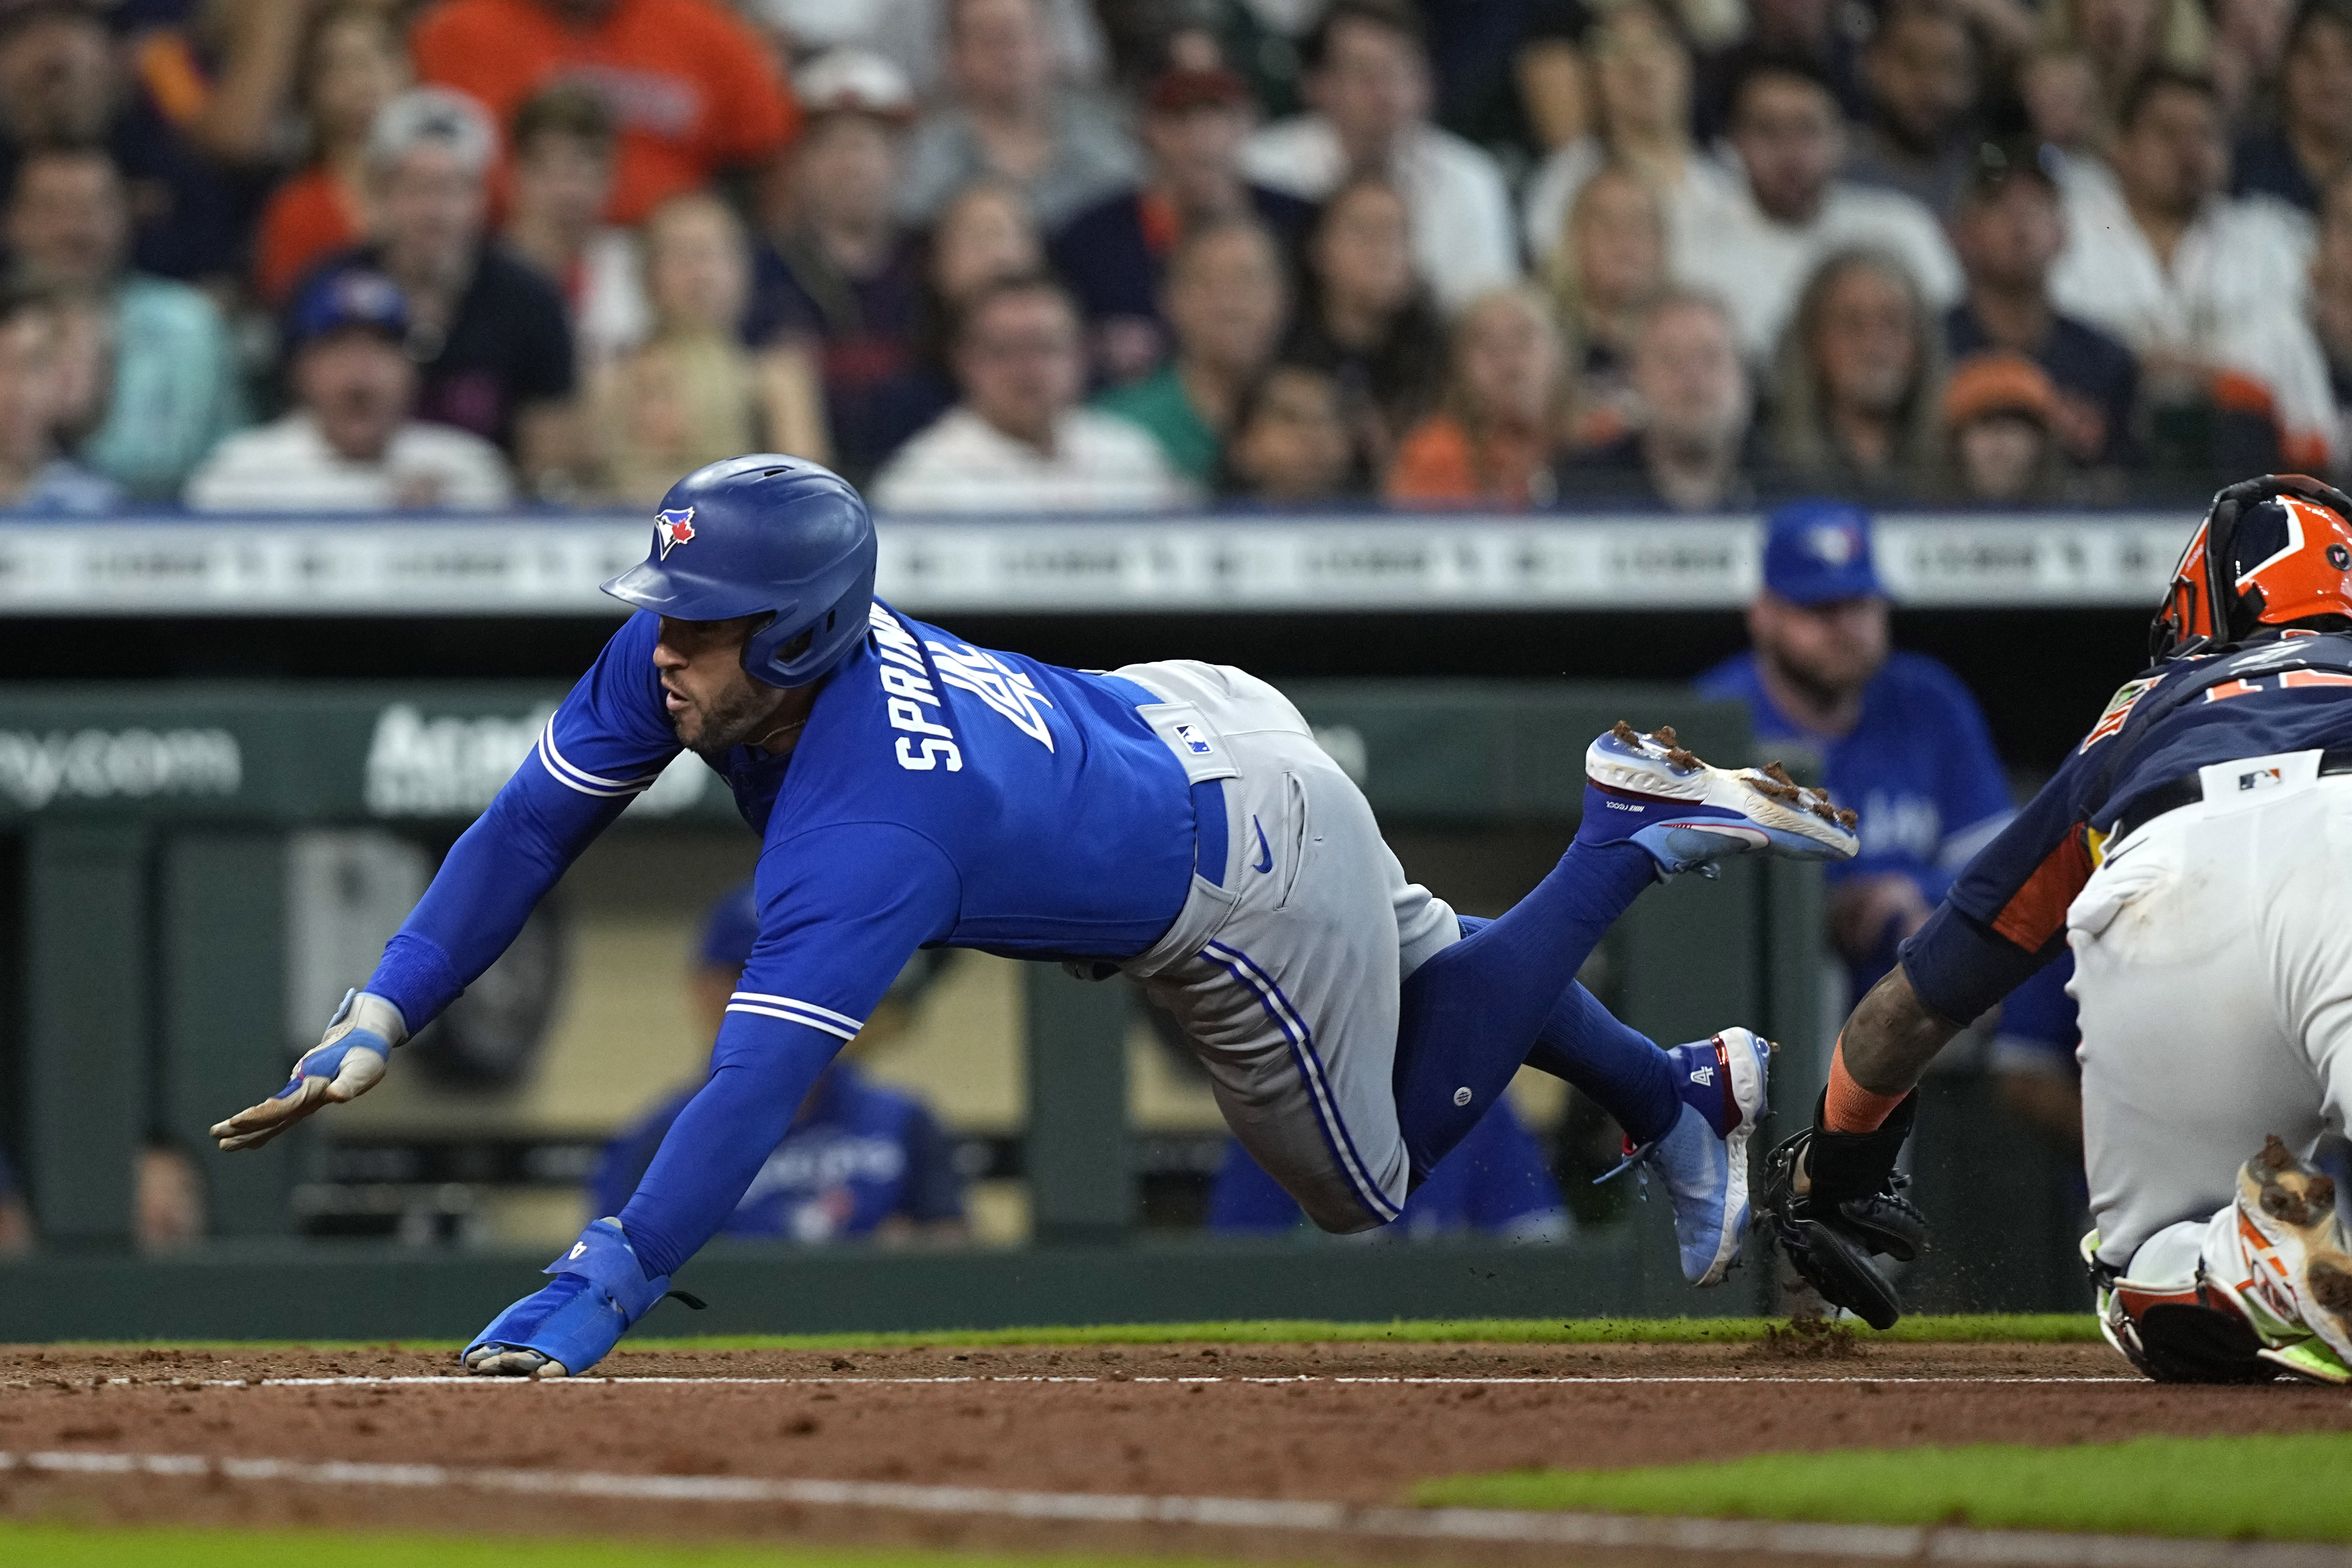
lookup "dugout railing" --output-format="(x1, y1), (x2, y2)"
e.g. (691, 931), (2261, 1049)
(0, 679), (1838, 1340)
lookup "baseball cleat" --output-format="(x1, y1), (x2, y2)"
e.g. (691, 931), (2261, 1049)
(1636, 1027), (1774, 1286)
(464, 1346), (570, 1378)
(1583, 722), (1858, 876)
(2223, 1136), (2352, 1381)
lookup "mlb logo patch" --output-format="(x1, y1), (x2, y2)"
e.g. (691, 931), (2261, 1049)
(2239, 767), (2284, 792)
(1174, 723), (1213, 756)
(654, 507), (697, 560)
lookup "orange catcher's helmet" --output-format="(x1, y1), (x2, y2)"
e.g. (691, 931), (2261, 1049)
(2150, 474), (2352, 661)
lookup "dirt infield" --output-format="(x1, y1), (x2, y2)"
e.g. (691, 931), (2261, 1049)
(3, 1339), (2349, 1565)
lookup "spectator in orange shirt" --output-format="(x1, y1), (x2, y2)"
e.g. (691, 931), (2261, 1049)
(254, 4), (410, 306)
(408, 0), (801, 227)
(1386, 287), (1571, 509)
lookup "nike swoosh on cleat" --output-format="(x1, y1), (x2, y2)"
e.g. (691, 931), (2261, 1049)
(1251, 816), (1273, 874)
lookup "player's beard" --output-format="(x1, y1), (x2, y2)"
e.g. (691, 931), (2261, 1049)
(1765, 649), (1859, 715)
(673, 674), (791, 760)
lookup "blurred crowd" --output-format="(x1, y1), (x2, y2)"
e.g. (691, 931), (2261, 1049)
(0, 0), (2343, 514)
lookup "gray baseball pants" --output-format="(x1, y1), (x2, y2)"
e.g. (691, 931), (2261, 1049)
(1112, 659), (1461, 1232)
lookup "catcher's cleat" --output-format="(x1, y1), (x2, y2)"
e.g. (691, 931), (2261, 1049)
(1582, 722), (1859, 876)
(1627, 1028), (1775, 1286)
(2209, 1135), (2352, 1381)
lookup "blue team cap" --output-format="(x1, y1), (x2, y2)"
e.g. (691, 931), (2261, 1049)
(1761, 500), (1885, 605)
(696, 880), (760, 971)
(288, 267), (410, 348)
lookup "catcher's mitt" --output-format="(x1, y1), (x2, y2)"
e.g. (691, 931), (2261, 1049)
(1755, 1092), (1928, 1331)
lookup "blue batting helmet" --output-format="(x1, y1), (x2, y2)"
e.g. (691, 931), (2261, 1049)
(601, 456), (878, 688)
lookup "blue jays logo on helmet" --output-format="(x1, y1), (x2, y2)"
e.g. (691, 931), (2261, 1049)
(602, 456), (879, 689)
(654, 507), (697, 559)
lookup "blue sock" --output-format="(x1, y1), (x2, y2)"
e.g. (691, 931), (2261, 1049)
(1392, 840), (1658, 1180)
(1523, 982), (1679, 1146)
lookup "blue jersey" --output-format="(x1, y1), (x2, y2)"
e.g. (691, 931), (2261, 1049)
(589, 1063), (964, 1241)
(1207, 1098), (1567, 1239)
(359, 602), (1201, 1277)
(1696, 650), (2013, 989)
(1697, 651), (2014, 898)
(1903, 629), (2352, 1025)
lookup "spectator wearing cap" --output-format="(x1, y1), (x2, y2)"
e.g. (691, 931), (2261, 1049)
(253, 2), (410, 306)
(0, 0), (268, 285)
(0, 280), (116, 514)
(1094, 218), (1289, 484)
(1945, 140), (2140, 469)
(1696, 501), (2014, 997)
(1676, 54), (1961, 363)
(1050, 67), (1314, 385)
(1942, 350), (2068, 503)
(1208, 1096), (1572, 1242)
(502, 83), (649, 371)
(2231, 0), (2352, 215)
(4, 145), (245, 498)
(1242, 0), (1518, 311)
(589, 880), (968, 1246)
(749, 49), (931, 487)
(409, 0), (800, 229)
(897, 0), (1141, 229)
(186, 269), (512, 510)
(2049, 68), (2338, 474)
(871, 272), (1192, 510)
(1843, 0), (1984, 216)
(298, 89), (579, 489)
(1556, 289), (1758, 512)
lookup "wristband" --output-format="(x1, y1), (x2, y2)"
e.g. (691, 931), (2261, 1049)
(1824, 1035), (1905, 1134)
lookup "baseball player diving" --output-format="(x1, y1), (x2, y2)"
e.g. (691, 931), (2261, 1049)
(209, 456), (1857, 1377)
(1758, 474), (2352, 1385)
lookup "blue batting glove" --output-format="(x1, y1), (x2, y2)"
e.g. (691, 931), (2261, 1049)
(211, 990), (407, 1152)
(462, 1217), (679, 1378)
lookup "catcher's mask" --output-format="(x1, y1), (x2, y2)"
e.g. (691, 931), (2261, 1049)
(2150, 474), (2352, 662)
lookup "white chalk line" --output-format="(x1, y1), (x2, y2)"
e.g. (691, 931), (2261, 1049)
(46, 1373), (2139, 1390)
(0, 1447), (2336, 1568)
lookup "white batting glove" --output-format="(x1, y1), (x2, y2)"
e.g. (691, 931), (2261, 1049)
(211, 990), (408, 1153)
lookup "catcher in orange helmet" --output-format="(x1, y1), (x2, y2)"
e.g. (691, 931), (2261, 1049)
(1754, 474), (2352, 1384)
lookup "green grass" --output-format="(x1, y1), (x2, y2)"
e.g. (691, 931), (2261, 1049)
(0, 1525), (1254, 1568)
(1414, 1434), (2352, 1543)
(57, 1313), (2096, 1355)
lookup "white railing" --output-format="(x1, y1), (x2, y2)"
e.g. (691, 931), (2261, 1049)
(0, 509), (2196, 615)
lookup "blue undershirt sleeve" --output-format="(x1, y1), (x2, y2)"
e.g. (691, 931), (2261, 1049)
(363, 614), (680, 1029)
(618, 821), (961, 1278)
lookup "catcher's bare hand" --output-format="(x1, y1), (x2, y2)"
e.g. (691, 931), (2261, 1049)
(211, 991), (405, 1152)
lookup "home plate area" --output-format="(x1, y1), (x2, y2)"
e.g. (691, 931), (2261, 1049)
(3, 1339), (2349, 1567)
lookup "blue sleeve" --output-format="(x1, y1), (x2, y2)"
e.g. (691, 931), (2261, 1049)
(618, 821), (961, 1278)
(1899, 743), (2101, 1025)
(1458, 1103), (1567, 1228)
(364, 615), (679, 1028)
(1920, 661), (2016, 873)
(1206, 1138), (1305, 1232)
